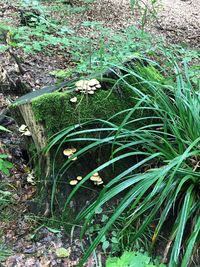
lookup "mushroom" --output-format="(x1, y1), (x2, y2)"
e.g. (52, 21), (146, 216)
(75, 80), (85, 87)
(22, 130), (32, 136)
(88, 79), (100, 87)
(70, 97), (77, 103)
(76, 176), (82, 181)
(68, 155), (77, 161)
(69, 180), (78, 185)
(90, 175), (102, 182)
(71, 148), (77, 153)
(63, 148), (73, 156)
(90, 176), (99, 182)
(19, 124), (27, 132)
(88, 91), (94, 94)
(95, 84), (101, 89)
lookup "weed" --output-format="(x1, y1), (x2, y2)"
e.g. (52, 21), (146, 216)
(106, 250), (165, 267)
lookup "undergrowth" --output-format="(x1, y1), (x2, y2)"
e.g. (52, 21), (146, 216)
(46, 58), (200, 267)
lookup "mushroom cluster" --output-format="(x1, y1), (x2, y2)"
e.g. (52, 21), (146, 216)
(69, 176), (82, 186)
(75, 79), (101, 94)
(19, 124), (31, 136)
(63, 148), (77, 161)
(90, 172), (103, 186)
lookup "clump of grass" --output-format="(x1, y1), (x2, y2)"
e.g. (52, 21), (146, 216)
(46, 58), (200, 267)
(0, 245), (12, 262)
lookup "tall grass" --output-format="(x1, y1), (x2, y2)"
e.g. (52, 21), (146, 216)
(46, 60), (200, 267)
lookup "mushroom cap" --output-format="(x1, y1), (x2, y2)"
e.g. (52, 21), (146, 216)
(88, 79), (100, 87)
(23, 130), (31, 136)
(95, 84), (101, 89)
(63, 148), (73, 156)
(19, 124), (27, 132)
(82, 83), (89, 90)
(75, 80), (85, 87)
(68, 155), (77, 161)
(97, 181), (104, 185)
(90, 175), (102, 182)
(75, 80), (89, 90)
(93, 172), (99, 177)
(90, 86), (97, 91)
(71, 148), (77, 153)
(70, 97), (77, 103)
(88, 90), (94, 94)
(77, 176), (82, 181)
(69, 180), (78, 185)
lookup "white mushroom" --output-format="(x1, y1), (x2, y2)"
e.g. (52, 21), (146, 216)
(70, 97), (77, 103)
(88, 79), (100, 87)
(19, 124), (28, 132)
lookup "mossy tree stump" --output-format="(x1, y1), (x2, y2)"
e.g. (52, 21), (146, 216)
(10, 79), (134, 179)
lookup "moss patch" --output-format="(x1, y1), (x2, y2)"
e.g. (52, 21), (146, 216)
(31, 89), (134, 137)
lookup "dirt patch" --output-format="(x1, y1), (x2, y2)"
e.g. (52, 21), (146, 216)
(155, 0), (200, 47)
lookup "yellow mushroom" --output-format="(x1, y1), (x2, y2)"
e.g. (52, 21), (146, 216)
(77, 176), (82, 181)
(90, 175), (102, 182)
(63, 149), (73, 156)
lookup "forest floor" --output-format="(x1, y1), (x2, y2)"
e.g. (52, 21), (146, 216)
(0, 0), (199, 266)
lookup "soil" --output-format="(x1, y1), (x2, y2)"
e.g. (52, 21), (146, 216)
(0, 0), (199, 266)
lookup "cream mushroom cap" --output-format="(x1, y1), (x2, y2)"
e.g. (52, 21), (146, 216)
(88, 79), (100, 87)
(69, 180), (78, 185)
(63, 148), (73, 156)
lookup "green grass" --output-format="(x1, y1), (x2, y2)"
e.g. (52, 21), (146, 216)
(0, 246), (12, 262)
(46, 59), (200, 266)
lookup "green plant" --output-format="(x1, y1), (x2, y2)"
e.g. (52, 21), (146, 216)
(0, 155), (13, 176)
(46, 60), (200, 266)
(0, 190), (12, 210)
(106, 251), (165, 267)
(0, 127), (13, 176)
(0, 245), (12, 262)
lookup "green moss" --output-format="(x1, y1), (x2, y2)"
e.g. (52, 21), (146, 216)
(31, 89), (134, 137)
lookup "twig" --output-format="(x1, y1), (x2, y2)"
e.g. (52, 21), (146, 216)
(163, 239), (173, 263)
(8, 49), (27, 75)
